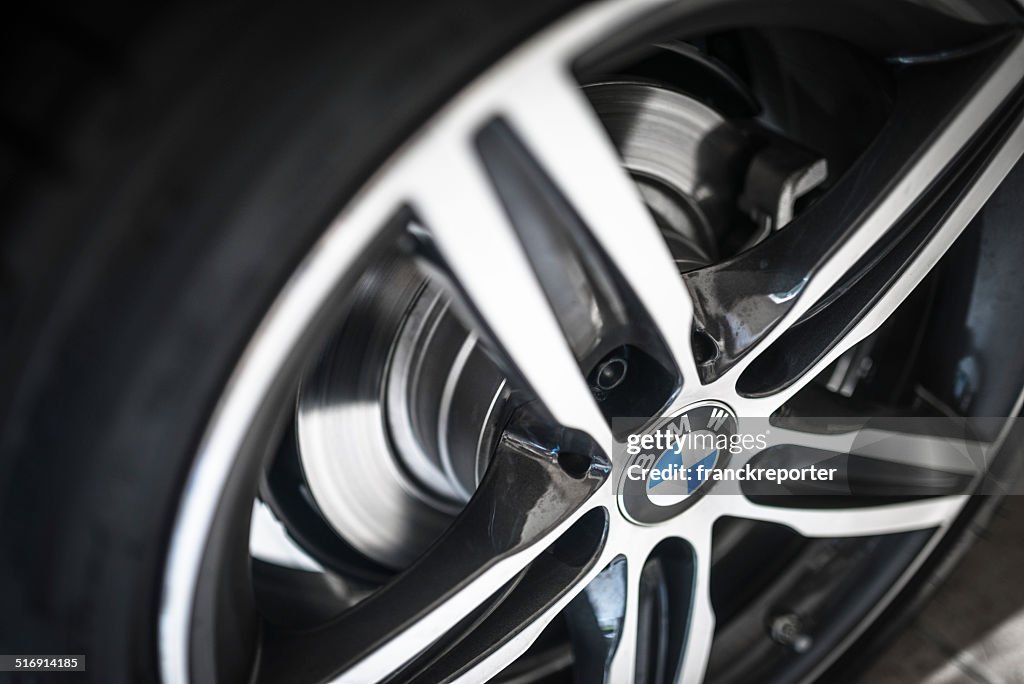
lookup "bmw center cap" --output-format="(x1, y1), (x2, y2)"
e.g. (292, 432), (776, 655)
(618, 401), (739, 524)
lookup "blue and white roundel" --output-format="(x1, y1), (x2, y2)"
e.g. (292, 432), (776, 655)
(619, 401), (738, 525)
(646, 429), (719, 506)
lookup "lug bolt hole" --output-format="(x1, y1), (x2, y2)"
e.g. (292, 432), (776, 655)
(594, 357), (628, 391)
(557, 451), (593, 479)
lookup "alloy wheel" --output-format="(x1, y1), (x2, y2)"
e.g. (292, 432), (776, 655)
(159, 1), (1024, 682)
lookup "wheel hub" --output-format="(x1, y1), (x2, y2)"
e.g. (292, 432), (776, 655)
(618, 401), (738, 524)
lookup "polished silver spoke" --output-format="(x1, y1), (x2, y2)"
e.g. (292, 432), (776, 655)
(767, 423), (987, 477)
(702, 422), (975, 537)
(725, 495), (966, 539)
(403, 512), (610, 684)
(408, 138), (611, 443)
(596, 515), (718, 684)
(446, 544), (621, 684)
(500, 65), (702, 392)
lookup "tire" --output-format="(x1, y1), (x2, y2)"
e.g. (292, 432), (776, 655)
(2, 1), (1023, 683)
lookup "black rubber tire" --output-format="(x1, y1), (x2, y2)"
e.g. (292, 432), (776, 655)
(0, 2), (581, 681)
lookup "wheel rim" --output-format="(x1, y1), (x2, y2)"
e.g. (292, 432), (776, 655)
(160, 1), (1024, 682)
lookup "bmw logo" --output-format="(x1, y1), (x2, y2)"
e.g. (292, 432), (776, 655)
(618, 401), (738, 524)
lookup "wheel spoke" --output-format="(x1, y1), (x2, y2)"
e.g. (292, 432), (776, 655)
(766, 422), (988, 478)
(407, 510), (609, 684)
(600, 520), (717, 684)
(707, 417), (978, 537)
(441, 551), (627, 684)
(473, 116), (683, 429)
(726, 494), (966, 538)
(498, 64), (702, 392)
(731, 431), (980, 502)
(686, 36), (1024, 396)
(253, 428), (609, 683)
(407, 138), (610, 441)
(564, 556), (630, 684)
(674, 528), (715, 684)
